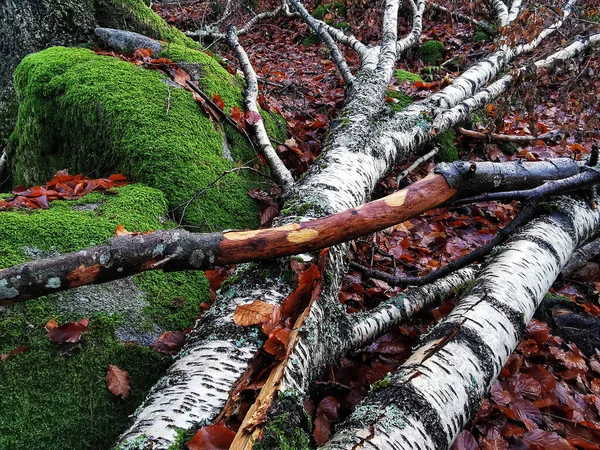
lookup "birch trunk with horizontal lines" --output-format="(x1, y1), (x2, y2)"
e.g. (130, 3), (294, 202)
(322, 197), (600, 450)
(108, 1), (600, 447)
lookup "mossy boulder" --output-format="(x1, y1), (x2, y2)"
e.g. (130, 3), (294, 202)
(417, 40), (446, 66)
(8, 45), (284, 229)
(0, 0), (197, 148)
(0, 185), (209, 449)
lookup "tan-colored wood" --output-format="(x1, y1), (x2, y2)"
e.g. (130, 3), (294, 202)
(217, 173), (455, 264)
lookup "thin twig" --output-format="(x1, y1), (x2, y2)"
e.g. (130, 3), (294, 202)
(397, 147), (439, 183)
(171, 166), (273, 226)
(351, 200), (539, 286)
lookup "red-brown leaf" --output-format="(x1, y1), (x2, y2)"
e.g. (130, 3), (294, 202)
(522, 430), (575, 450)
(187, 425), (235, 450)
(212, 94), (225, 110)
(154, 331), (186, 355)
(313, 413), (331, 445)
(106, 365), (131, 399)
(245, 110), (262, 125)
(451, 430), (480, 450)
(46, 318), (89, 343)
(233, 300), (275, 326)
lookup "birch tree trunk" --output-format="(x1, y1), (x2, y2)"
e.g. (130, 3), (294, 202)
(113, 2), (598, 446)
(322, 197), (600, 449)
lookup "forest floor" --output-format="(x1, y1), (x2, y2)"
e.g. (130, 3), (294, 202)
(150, 1), (600, 447)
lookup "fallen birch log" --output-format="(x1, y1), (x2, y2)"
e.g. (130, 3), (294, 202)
(323, 197), (600, 450)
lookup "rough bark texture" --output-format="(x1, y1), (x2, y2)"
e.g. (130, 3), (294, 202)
(323, 198), (600, 450)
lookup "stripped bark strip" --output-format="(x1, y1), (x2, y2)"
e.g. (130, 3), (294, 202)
(1, 158), (584, 304)
(322, 198), (600, 450)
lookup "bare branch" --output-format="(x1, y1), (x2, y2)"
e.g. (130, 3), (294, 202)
(428, 2), (497, 36)
(287, 0), (354, 85)
(396, 0), (426, 57)
(507, 0), (522, 24)
(488, 0), (509, 26)
(396, 147), (439, 183)
(225, 26), (295, 193)
(377, 0), (401, 77)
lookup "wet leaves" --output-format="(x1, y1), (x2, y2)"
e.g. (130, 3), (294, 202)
(46, 318), (89, 344)
(186, 425), (235, 450)
(0, 170), (127, 210)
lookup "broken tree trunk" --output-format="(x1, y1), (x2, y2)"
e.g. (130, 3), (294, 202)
(322, 196), (600, 449)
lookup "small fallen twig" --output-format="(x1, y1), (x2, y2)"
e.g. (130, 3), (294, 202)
(397, 147), (439, 183)
(458, 126), (557, 144)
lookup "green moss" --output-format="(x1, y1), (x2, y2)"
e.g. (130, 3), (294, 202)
(386, 90), (414, 112)
(136, 271), (209, 331)
(312, 1), (347, 20)
(499, 141), (519, 155)
(369, 372), (392, 392)
(0, 305), (171, 450)
(302, 34), (320, 46)
(394, 69), (423, 84)
(254, 414), (312, 450)
(434, 129), (458, 162)
(96, 0), (199, 48)
(0, 185), (210, 449)
(473, 31), (489, 43)
(8, 46), (271, 230)
(417, 40), (446, 65)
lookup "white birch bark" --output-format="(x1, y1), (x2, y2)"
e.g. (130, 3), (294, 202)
(322, 198), (600, 450)
(114, 4), (587, 448)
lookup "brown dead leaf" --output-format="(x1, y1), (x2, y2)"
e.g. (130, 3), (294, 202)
(106, 365), (131, 399)
(233, 300), (275, 326)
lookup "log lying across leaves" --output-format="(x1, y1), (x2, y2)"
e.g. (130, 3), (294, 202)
(323, 197), (600, 449)
(0, 158), (584, 304)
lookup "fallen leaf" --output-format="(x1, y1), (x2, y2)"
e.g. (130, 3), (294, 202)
(154, 331), (186, 355)
(187, 425), (235, 450)
(106, 365), (131, 399)
(47, 318), (90, 343)
(233, 300), (275, 326)
(245, 110), (262, 125)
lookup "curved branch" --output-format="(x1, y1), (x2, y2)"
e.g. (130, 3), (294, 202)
(225, 26), (295, 193)
(287, 0), (354, 85)
(428, 2), (497, 36)
(396, 0), (426, 57)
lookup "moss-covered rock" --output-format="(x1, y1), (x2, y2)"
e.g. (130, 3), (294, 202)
(8, 45), (284, 229)
(0, 0), (197, 148)
(0, 185), (209, 449)
(417, 40), (446, 66)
